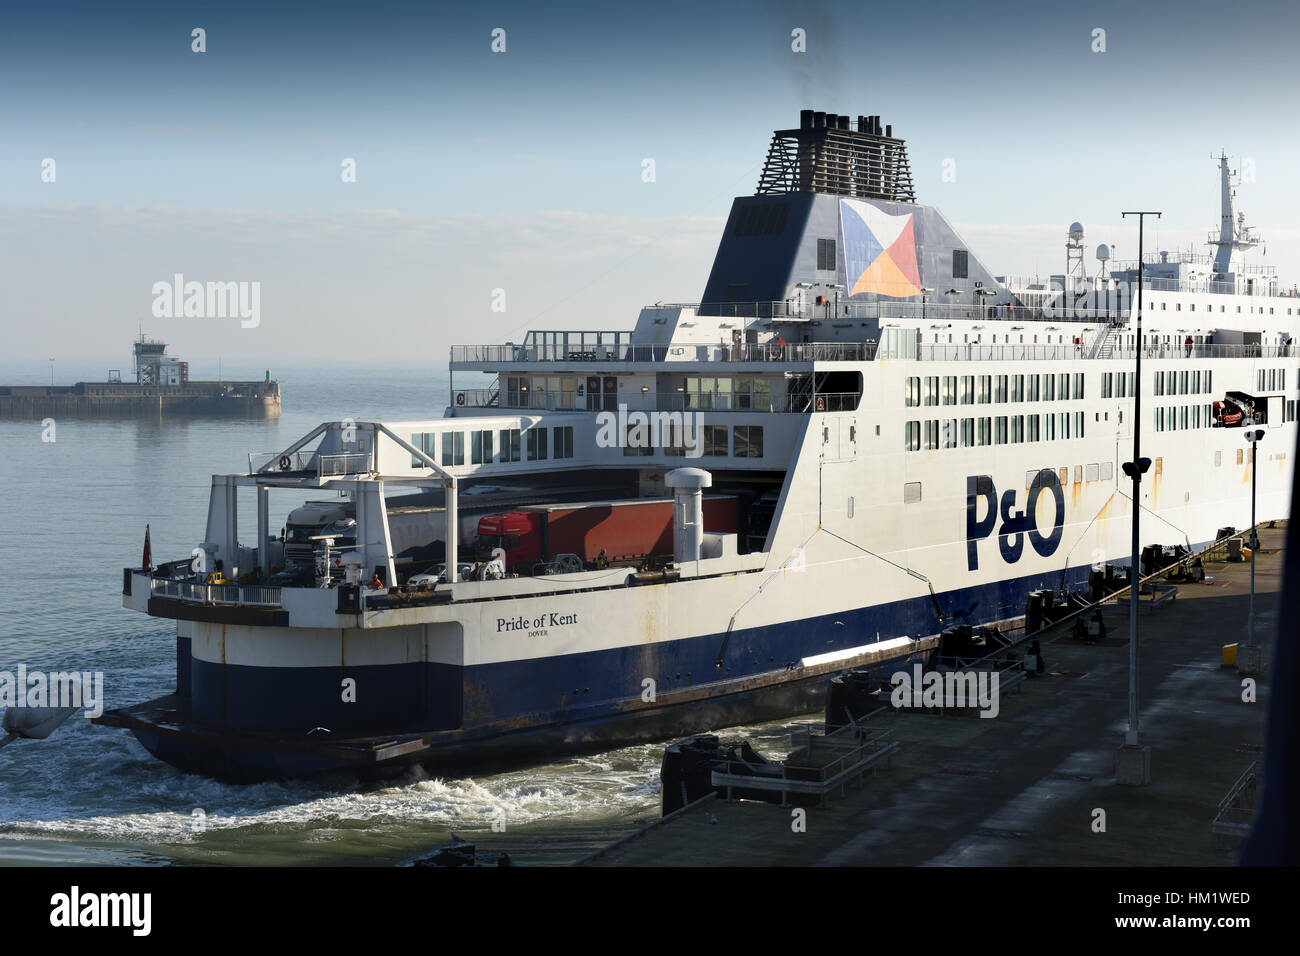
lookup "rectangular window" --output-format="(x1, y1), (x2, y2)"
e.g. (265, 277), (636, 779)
(1075, 410), (1084, 437)
(735, 425), (765, 458)
(1027, 375), (1040, 402)
(1204, 370), (1211, 394)
(960, 418), (975, 447)
(977, 375), (992, 404)
(960, 376), (975, 404)
(703, 424), (728, 456)
(1011, 415), (1024, 443)
(977, 417), (991, 446)
(499, 428), (521, 462)
(904, 421), (920, 452)
(924, 420), (940, 450)
(1011, 375), (1024, 403)
(1058, 373), (1070, 401)
(1059, 411), (1070, 440)
(817, 238), (836, 271)
(1101, 373), (1112, 399)
(942, 419), (958, 449)
(1044, 414), (1056, 440)
(441, 431), (465, 466)
(1155, 371), (1164, 397)
(952, 249), (969, 279)
(994, 416), (1008, 445)
(549, 426), (571, 459)
(1043, 375), (1055, 402)
(471, 429), (494, 464)
(994, 375), (1008, 403)
(1027, 414), (1040, 442)
(1073, 373), (1084, 399)
(1180, 370), (1189, 395)
(526, 427), (547, 461)
(924, 376), (940, 406)
(1192, 370), (1201, 393)
(905, 376), (920, 407)
(942, 376), (957, 406)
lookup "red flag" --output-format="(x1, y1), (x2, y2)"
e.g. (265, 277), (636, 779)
(142, 523), (152, 572)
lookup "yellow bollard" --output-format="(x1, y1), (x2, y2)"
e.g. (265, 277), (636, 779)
(1223, 643), (1238, 667)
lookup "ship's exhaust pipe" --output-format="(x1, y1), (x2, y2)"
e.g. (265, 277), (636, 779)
(665, 467), (712, 564)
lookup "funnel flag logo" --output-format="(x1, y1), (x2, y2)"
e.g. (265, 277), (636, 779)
(840, 199), (921, 298)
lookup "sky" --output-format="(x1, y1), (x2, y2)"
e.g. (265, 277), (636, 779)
(2, 0), (1298, 375)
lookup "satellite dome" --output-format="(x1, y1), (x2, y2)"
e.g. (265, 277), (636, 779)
(1095, 243), (1111, 262)
(1069, 222), (1085, 240)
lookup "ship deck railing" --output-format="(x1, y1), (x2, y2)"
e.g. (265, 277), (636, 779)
(450, 341), (878, 366)
(915, 342), (1296, 363)
(149, 577), (283, 608)
(247, 449), (374, 477)
(456, 389), (863, 414)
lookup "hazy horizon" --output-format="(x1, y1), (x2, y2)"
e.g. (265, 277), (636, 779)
(4, 0), (1297, 365)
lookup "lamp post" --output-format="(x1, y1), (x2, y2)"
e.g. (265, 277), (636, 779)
(1117, 210), (1160, 781)
(1244, 428), (1265, 653)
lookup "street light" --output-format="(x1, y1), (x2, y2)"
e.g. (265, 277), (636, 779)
(1244, 427), (1265, 652)
(1120, 210), (1160, 763)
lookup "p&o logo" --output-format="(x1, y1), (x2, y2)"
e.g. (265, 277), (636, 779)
(966, 469), (1064, 570)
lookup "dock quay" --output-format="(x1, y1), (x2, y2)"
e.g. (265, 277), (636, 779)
(0, 333), (281, 418)
(0, 379), (281, 419)
(582, 524), (1285, 866)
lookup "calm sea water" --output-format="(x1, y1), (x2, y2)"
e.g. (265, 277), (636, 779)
(0, 363), (804, 866)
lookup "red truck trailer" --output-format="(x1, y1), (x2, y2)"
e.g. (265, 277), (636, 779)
(476, 496), (738, 572)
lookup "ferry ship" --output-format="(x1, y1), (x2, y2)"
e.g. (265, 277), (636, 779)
(100, 110), (1298, 780)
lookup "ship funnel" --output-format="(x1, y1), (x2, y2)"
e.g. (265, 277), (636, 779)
(756, 108), (915, 202)
(665, 467), (712, 564)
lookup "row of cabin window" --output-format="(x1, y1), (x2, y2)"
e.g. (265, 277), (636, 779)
(1150, 369), (1213, 397)
(1098, 372), (1138, 398)
(1157, 302), (1291, 315)
(1257, 368), (1288, 392)
(1152, 405), (1221, 432)
(904, 412), (1086, 451)
(410, 426), (576, 467)
(902, 461), (1114, 504)
(621, 424), (764, 458)
(905, 372), (1086, 407)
